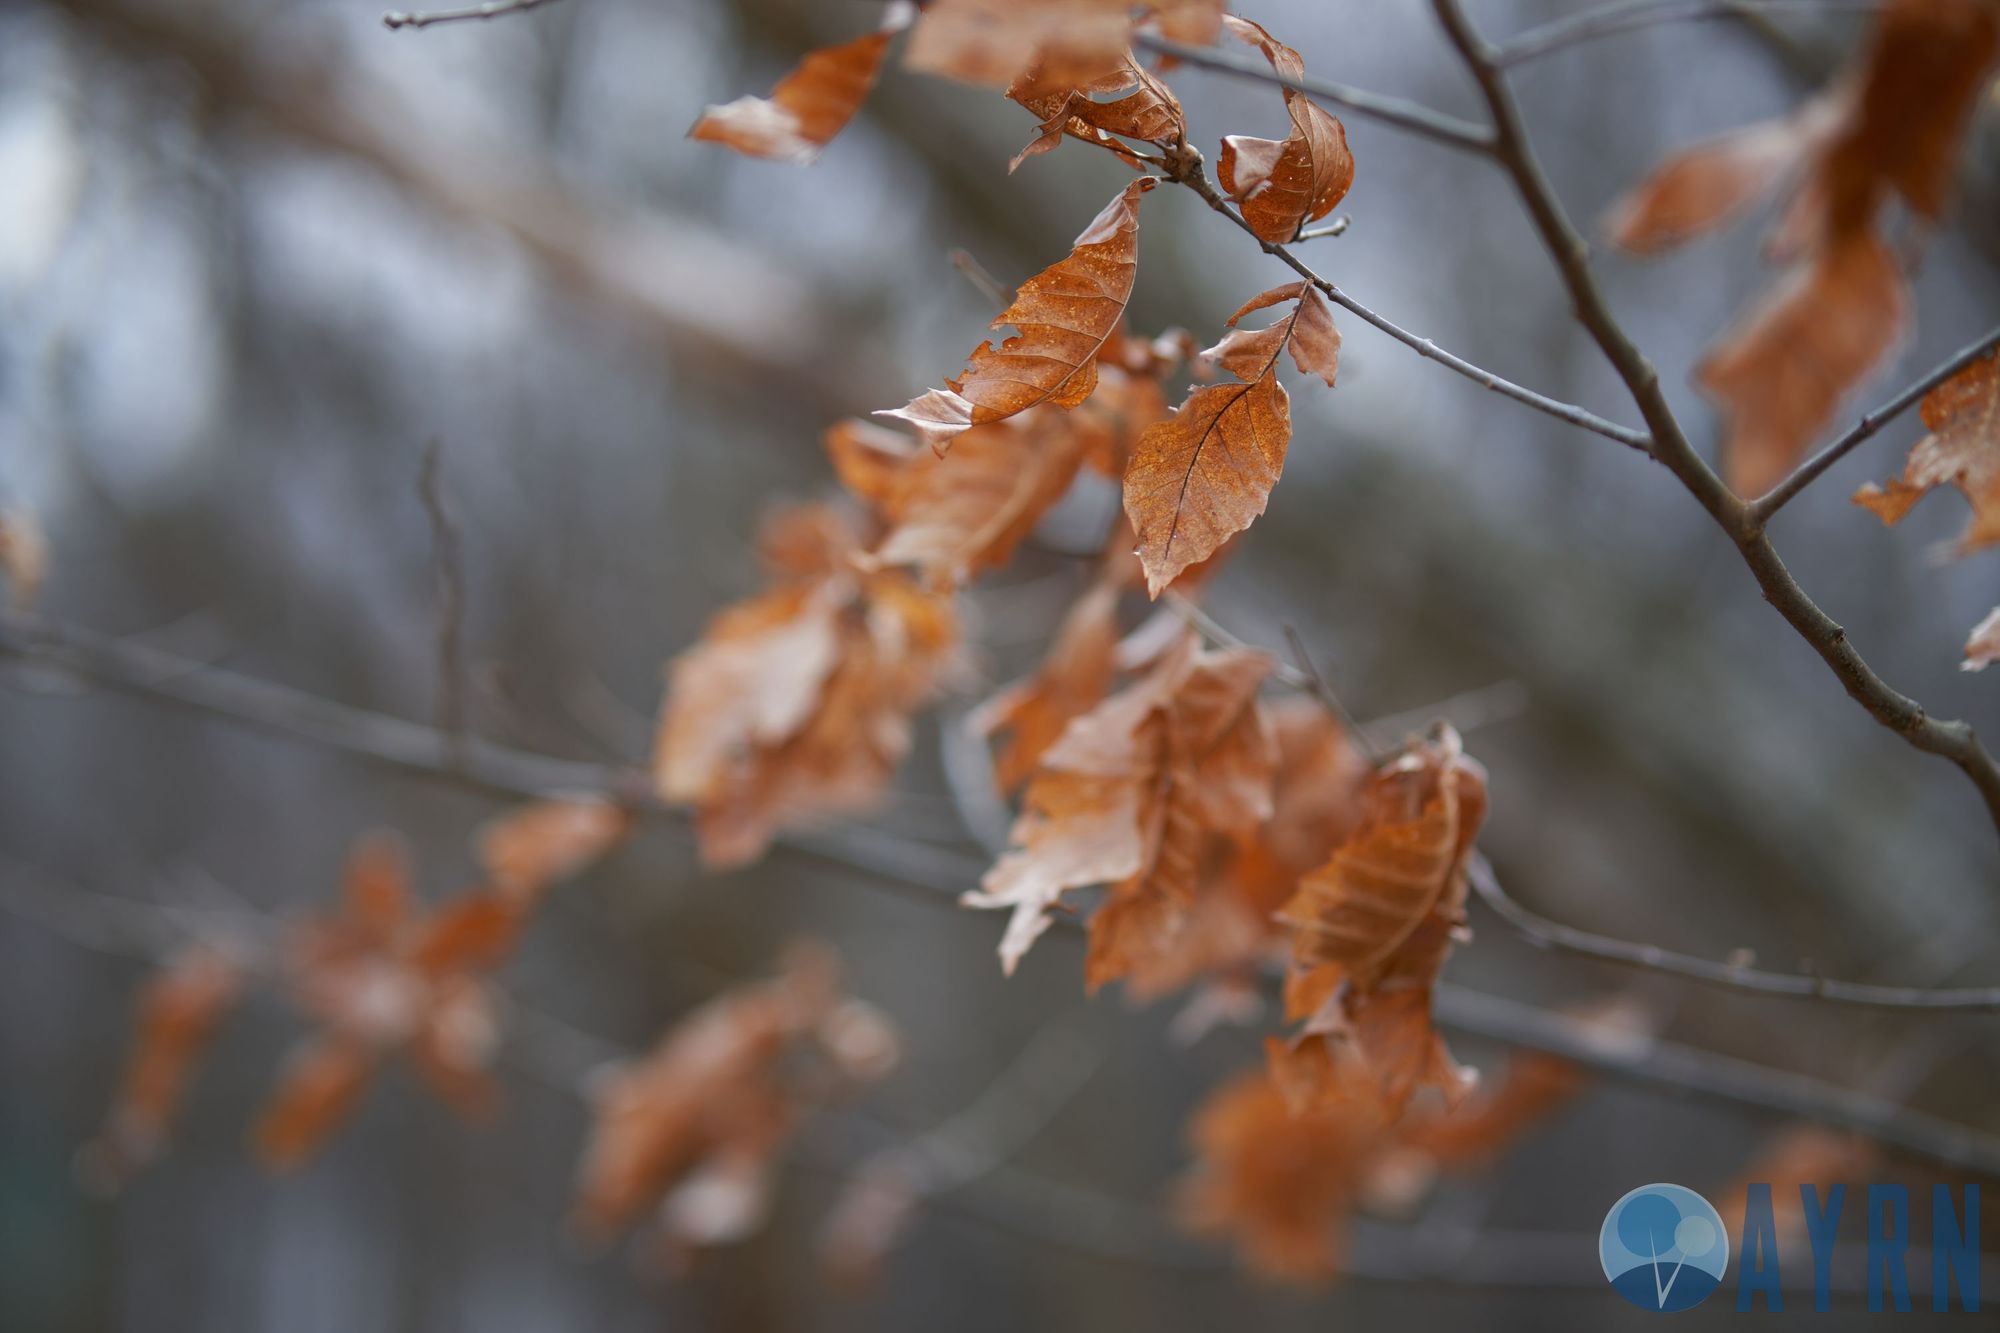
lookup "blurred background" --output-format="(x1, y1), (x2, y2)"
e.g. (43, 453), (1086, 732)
(2, 0), (1998, 1328)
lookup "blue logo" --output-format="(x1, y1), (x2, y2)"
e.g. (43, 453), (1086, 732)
(1601, 1183), (1731, 1312)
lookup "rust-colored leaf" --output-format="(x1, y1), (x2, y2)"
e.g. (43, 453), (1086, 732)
(1007, 53), (1185, 171)
(689, 26), (898, 165)
(1698, 230), (1908, 497)
(572, 944), (897, 1245)
(906, 0), (1134, 91)
(970, 576), (1123, 791)
(1852, 348), (2000, 551)
(88, 946), (243, 1185)
(828, 415), (1091, 587)
(474, 797), (634, 907)
(254, 1037), (377, 1170)
(1214, 17), (1355, 244)
(1605, 97), (1842, 255)
(1713, 1124), (1881, 1252)
(1126, 284), (1340, 597)
(880, 179), (1154, 448)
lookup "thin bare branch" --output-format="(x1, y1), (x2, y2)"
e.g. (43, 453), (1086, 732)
(1296, 215), (1351, 241)
(1135, 32), (1496, 154)
(1429, 0), (2000, 841)
(1158, 151), (1654, 451)
(1280, 623), (1380, 763)
(1494, 0), (1882, 67)
(1466, 853), (2000, 1011)
(417, 440), (468, 764)
(1749, 325), (2000, 526)
(383, 0), (561, 31)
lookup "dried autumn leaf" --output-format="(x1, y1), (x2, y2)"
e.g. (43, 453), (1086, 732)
(688, 23), (900, 166)
(905, 0), (1133, 91)
(654, 504), (959, 866)
(475, 797), (633, 907)
(1605, 97), (1843, 255)
(827, 415), (1091, 587)
(1281, 727), (1486, 992)
(86, 946), (243, 1185)
(0, 507), (48, 610)
(1177, 1067), (1390, 1283)
(880, 179), (1153, 448)
(1714, 1124), (1881, 1251)
(970, 576), (1123, 791)
(1126, 283), (1339, 597)
(1698, 230), (1908, 497)
(571, 944), (897, 1243)
(1214, 17), (1355, 244)
(1852, 348), (2000, 551)
(253, 836), (520, 1169)
(1965, 607), (2000, 671)
(1007, 53), (1185, 171)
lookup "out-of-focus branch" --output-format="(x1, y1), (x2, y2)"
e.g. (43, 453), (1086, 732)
(9, 609), (2000, 1164)
(1493, 0), (1881, 67)
(1749, 326), (2000, 525)
(50, 0), (878, 404)
(384, 0), (562, 31)
(417, 441), (468, 763)
(1428, 0), (2000, 842)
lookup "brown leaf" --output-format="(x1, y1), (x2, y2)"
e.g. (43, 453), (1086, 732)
(906, 0), (1134, 91)
(1177, 1067), (1389, 1283)
(1007, 53), (1185, 171)
(1852, 347), (2000, 551)
(254, 1037), (377, 1170)
(1214, 17), (1355, 244)
(828, 415), (1091, 587)
(970, 576), (1123, 791)
(88, 946), (243, 1185)
(880, 179), (1154, 448)
(689, 26), (899, 165)
(1280, 727), (1487, 993)
(1713, 1124), (1881, 1252)
(0, 507), (49, 610)
(1965, 606), (2000, 671)
(1698, 230), (1908, 497)
(1604, 97), (1843, 255)
(1126, 284), (1341, 597)
(475, 797), (633, 906)
(571, 944), (895, 1244)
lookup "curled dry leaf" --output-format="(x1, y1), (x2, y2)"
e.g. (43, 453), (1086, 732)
(571, 943), (897, 1247)
(965, 636), (1278, 976)
(654, 503), (959, 867)
(86, 946), (244, 1187)
(827, 414), (1092, 588)
(1698, 230), (1907, 498)
(1214, 16), (1355, 244)
(1610, 0), (1997, 493)
(474, 796), (633, 907)
(970, 575), (1123, 792)
(0, 507), (49, 610)
(688, 20), (902, 165)
(906, 0), (1134, 92)
(254, 834), (521, 1169)
(1124, 283), (1338, 597)
(880, 179), (1153, 448)
(1853, 348), (2000, 552)
(1177, 1066), (1389, 1284)
(1007, 52), (1185, 171)
(1965, 607), (2000, 671)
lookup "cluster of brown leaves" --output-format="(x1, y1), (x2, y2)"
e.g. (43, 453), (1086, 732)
(1179, 1038), (1593, 1283)
(1608, 0), (2000, 496)
(94, 808), (629, 1180)
(1214, 17), (1354, 243)
(573, 943), (900, 1265)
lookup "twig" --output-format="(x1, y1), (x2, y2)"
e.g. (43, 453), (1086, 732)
(383, 0), (561, 31)
(1428, 0), (2000, 842)
(1493, 0), (1881, 67)
(1465, 853), (2000, 1011)
(1134, 33), (1496, 155)
(1749, 326), (2000, 526)
(948, 248), (1013, 308)
(417, 440), (468, 765)
(1280, 623), (1380, 762)
(1161, 152), (1654, 452)
(1358, 679), (1530, 749)
(1296, 216), (1351, 241)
